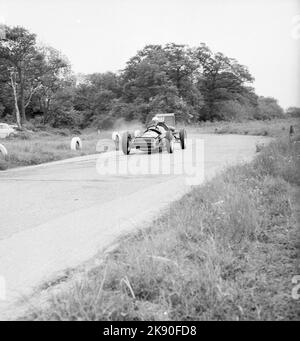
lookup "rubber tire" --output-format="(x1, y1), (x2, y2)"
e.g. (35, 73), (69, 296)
(115, 135), (120, 151)
(121, 131), (131, 155)
(179, 129), (187, 149)
(112, 131), (120, 141)
(0, 143), (8, 157)
(70, 137), (82, 151)
(112, 132), (120, 151)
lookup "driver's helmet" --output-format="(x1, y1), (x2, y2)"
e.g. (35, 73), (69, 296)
(151, 116), (159, 125)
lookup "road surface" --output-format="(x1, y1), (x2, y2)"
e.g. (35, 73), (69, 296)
(0, 134), (269, 319)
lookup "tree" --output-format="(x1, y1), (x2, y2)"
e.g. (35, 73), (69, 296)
(9, 70), (22, 127)
(286, 107), (300, 118)
(33, 45), (70, 122)
(255, 97), (284, 119)
(73, 72), (121, 128)
(0, 63), (14, 120)
(194, 44), (255, 120)
(0, 26), (39, 125)
(120, 44), (203, 122)
(0, 27), (266, 128)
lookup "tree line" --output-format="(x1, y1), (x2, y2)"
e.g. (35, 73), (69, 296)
(0, 25), (290, 130)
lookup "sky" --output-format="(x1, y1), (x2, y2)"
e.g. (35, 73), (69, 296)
(0, 0), (299, 108)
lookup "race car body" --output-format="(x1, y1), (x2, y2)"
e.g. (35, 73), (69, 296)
(130, 124), (170, 153)
(120, 114), (187, 155)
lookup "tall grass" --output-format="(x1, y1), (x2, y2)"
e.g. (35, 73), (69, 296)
(190, 118), (299, 138)
(23, 137), (299, 321)
(0, 129), (114, 169)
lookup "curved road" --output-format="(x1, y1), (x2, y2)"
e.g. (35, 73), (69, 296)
(0, 133), (269, 319)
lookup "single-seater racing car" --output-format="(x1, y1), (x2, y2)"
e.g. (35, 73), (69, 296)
(121, 113), (187, 155)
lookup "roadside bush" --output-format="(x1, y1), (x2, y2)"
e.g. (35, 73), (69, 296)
(286, 107), (300, 118)
(0, 159), (8, 170)
(23, 121), (38, 132)
(51, 109), (83, 129)
(255, 97), (284, 120)
(93, 115), (114, 130)
(254, 139), (300, 185)
(55, 143), (69, 150)
(36, 131), (53, 138)
(214, 100), (254, 121)
(52, 128), (71, 136)
(16, 131), (32, 140)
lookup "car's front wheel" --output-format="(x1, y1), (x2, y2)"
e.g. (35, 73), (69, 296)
(121, 131), (131, 155)
(115, 135), (120, 151)
(179, 129), (187, 149)
(165, 131), (174, 154)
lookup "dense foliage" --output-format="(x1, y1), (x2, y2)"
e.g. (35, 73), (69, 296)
(0, 25), (288, 129)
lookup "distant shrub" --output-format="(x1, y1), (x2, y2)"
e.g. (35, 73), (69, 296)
(71, 129), (81, 135)
(255, 97), (284, 120)
(0, 103), (5, 117)
(214, 100), (255, 121)
(51, 109), (83, 129)
(256, 142), (265, 153)
(93, 116), (115, 130)
(16, 131), (32, 140)
(23, 121), (38, 132)
(55, 143), (68, 150)
(286, 107), (300, 118)
(52, 128), (71, 136)
(0, 159), (8, 170)
(37, 131), (53, 138)
(254, 138), (300, 185)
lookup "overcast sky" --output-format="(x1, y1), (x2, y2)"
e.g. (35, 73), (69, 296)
(0, 0), (299, 108)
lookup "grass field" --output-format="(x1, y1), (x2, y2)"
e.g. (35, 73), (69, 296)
(0, 129), (115, 170)
(22, 122), (300, 321)
(192, 118), (299, 137)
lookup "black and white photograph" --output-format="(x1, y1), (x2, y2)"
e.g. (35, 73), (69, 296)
(0, 0), (299, 324)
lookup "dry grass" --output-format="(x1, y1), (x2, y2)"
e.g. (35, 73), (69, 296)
(22, 137), (300, 321)
(188, 118), (299, 138)
(0, 129), (114, 170)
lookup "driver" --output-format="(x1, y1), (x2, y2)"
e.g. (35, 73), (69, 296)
(148, 116), (169, 133)
(150, 116), (160, 126)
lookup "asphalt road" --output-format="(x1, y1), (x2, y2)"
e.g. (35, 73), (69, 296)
(0, 133), (269, 319)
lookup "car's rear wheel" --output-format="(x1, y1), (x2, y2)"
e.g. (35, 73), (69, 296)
(179, 129), (187, 149)
(121, 131), (131, 155)
(0, 143), (8, 157)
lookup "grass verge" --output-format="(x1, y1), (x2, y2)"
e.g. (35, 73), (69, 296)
(0, 129), (114, 170)
(191, 118), (299, 137)
(23, 136), (300, 321)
